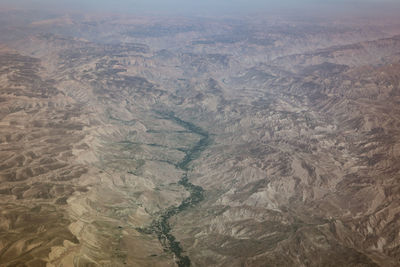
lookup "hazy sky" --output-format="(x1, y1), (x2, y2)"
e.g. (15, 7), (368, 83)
(3, 0), (400, 16)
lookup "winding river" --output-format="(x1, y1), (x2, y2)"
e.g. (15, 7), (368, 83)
(139, 112), (210, 267)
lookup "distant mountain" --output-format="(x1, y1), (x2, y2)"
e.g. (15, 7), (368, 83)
(0, 9), (400, 267)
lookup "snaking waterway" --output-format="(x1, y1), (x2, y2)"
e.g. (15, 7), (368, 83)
(138, 112), (210, 267)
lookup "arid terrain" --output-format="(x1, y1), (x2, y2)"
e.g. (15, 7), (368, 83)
(1, 8), (400, 267)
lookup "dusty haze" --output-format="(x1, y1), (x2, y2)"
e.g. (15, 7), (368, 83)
(1, 1), (400, 267)
(3, 0), (400, 16)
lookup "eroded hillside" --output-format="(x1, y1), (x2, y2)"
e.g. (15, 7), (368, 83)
(0, 10), (400, 267)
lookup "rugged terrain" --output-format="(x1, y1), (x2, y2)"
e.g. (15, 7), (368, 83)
(1, 9), (400, 267)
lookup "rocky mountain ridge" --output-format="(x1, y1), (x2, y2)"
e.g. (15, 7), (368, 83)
(0, 10), (400, 266)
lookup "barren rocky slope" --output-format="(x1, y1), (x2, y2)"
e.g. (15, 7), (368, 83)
(0, 10), (400, 267)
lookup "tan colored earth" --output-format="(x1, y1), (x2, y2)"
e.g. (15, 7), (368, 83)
(1, 8), (400, 267)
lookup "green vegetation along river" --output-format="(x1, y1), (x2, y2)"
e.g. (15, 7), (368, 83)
(138, 111), (210, 267)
